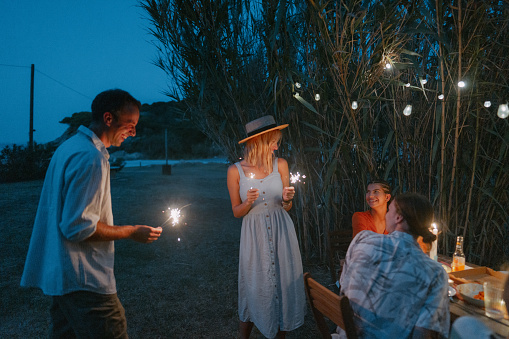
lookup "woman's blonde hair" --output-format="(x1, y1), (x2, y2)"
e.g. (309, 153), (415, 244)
(243, 129), (282, 173)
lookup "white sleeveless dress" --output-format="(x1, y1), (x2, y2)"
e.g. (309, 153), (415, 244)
(235, 158), (306, 338)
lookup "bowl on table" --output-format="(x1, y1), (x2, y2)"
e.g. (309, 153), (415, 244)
(456, 283), (484, 307)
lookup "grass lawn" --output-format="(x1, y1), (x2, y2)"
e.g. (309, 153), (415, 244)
(0, 162), (333, 338)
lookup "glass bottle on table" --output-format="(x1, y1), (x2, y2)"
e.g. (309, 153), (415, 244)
(451, 236), (465, 272)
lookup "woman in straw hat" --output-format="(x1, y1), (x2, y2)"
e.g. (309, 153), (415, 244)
(227, 115), (306, 339)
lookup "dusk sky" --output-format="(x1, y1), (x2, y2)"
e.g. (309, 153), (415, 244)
(0, 1), (172, 145)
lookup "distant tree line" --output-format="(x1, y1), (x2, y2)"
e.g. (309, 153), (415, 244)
(0, 100), (223, 183)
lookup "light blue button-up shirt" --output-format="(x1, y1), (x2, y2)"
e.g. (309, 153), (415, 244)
(21, 126), (116, 296)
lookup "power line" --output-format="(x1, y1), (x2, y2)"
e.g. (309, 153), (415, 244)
(35, 70), (93, 100)
(0, 63), (92, 100)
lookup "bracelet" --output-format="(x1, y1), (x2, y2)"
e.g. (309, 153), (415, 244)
(282, 200), (292, 207)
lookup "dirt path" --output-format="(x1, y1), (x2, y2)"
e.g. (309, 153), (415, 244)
(0, 163), (331, 338)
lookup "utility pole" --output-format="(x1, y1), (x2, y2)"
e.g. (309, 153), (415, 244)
(29, 63), (35, 150)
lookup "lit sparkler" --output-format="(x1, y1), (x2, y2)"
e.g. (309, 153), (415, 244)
(290, 172), (306, 184)
(160, 203), (191, 227)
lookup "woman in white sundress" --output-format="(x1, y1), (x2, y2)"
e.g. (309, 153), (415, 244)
(227, 115), (306, 339)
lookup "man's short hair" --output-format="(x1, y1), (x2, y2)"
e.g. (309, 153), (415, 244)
(91, 89), (141, 122)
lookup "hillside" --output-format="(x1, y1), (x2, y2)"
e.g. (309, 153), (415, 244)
(53, 101), (223, 159)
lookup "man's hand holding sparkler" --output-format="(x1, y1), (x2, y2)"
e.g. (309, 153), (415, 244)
(129, 225), (163, 244)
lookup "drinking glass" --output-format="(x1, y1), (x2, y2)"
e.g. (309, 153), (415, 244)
(483, 281), (504, 319)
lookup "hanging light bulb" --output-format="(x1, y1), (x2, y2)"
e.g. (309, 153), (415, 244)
(405, 83), (410, 87)
(498, 104), (509, 119)
(385, 63), (392, 69)
(295, 82), (301, 89)
(438, 94), (444, 100)
(315, 94), (320, 101)
(484, 101), (491, 108)
(458, 81), (466, 88)
(351, 101), (358, 110)
(403, 105), (412, 116)
(420, 79), (427, 85)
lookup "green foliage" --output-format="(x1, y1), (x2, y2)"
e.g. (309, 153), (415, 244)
(0, 143), (55, 183)
(143, 0), (509, 268)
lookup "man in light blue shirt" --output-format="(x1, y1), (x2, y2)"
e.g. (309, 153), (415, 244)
(21, 89), (163, 338)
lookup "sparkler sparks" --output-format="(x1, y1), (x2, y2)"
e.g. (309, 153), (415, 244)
(290, 172), (306, 184)
(160, 203), (191, 227)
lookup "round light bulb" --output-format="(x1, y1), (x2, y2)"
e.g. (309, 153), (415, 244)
(385, 63), (392, 69)
(458, 81), (466, 88)
(484, 101), (491, 108)
(498, 104), (509, 119)
(403, 105), (412, 116)
(351, 101), (358, 110)
(315, 94), (320, 101)
(438, 94), (444, 100)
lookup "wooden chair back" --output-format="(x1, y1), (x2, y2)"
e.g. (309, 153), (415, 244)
(304, 272), (358, 339)
(327, 229), (352, 282)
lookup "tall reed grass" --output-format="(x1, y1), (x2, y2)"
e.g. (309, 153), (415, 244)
(142, 0), (509, 268)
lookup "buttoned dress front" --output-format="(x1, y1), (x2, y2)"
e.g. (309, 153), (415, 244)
(235, 158), (306, 338)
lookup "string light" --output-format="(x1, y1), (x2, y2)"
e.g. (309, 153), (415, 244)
(403, 105), (412, 116)
(289, 77), (504, 120)
(498, 104), (509, 119)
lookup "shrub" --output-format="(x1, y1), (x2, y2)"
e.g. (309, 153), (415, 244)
(0, 144), (55, 183)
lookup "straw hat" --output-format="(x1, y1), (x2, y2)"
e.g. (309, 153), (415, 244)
(238, 115), (288, 144)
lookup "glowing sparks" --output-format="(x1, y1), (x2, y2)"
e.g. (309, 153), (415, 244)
(160, 203), (191, 227)
(290, 172), (306, 184)
(169, 208), (181, 226)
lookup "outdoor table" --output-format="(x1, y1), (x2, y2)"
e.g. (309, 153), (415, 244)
(438, 255), (509, 338)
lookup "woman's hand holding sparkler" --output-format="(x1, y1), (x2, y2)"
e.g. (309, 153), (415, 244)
(282, 186), (295, 202)
(129, 225), (163, 244)
(246, 188), (260, 205)
(282, 186), (295, 211)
